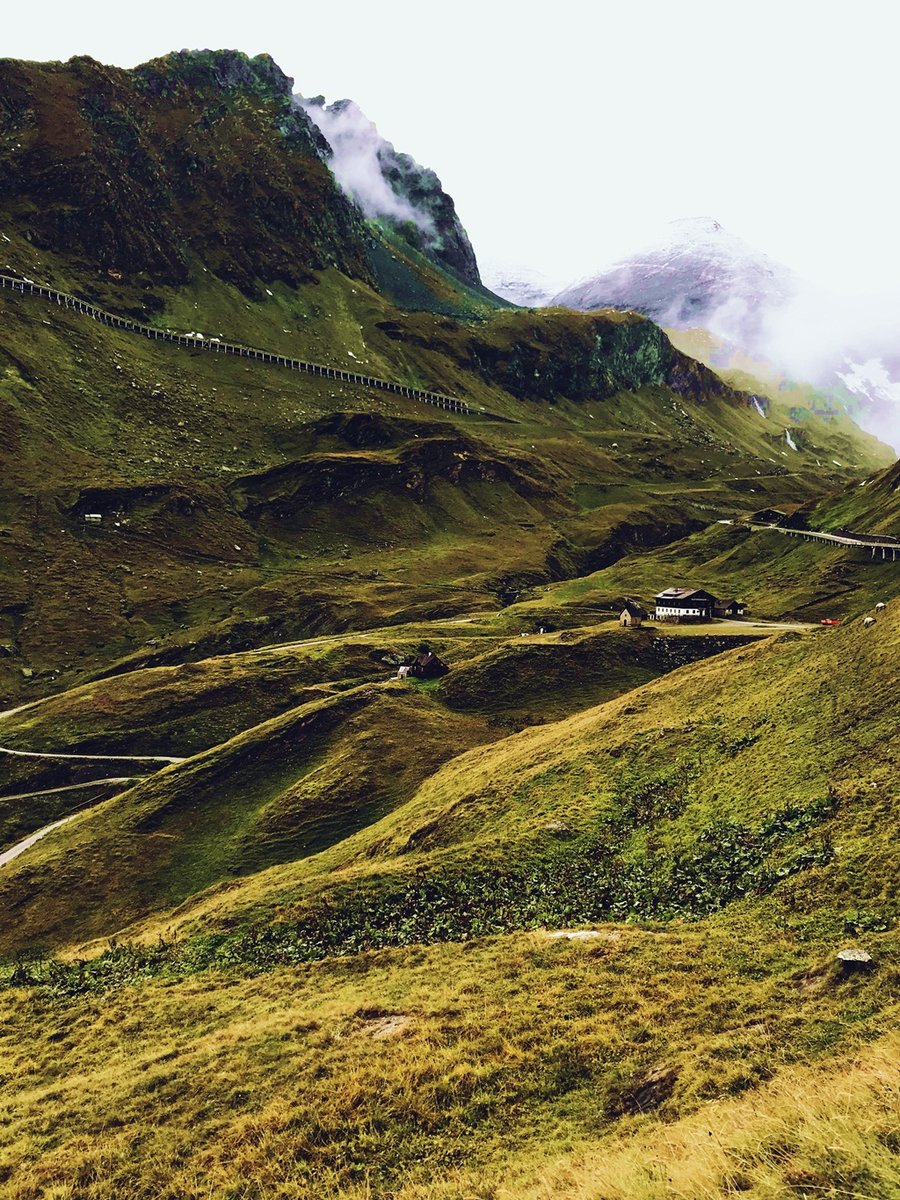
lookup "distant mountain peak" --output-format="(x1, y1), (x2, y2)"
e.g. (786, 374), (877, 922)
(479, 260), (566, 308)
(552, 219), (797, 350)
(666, 216), (725, 239)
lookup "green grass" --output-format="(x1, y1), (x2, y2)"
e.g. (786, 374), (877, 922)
(2, 596), (896, 966)
(1, 262), (892, 711)
(2, 602), (896, 1196)
(514, 521), (900, 624)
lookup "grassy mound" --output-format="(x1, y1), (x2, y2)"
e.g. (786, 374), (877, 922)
(435, 623), (762, 723)
(0, 683), (494, 954)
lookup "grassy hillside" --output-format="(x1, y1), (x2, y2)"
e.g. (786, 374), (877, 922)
(1, 277), (891, 709)
(509, 520), (900, 628)
(0, 617), (777, 947)
(811, 457), (900, 536)
(0, 53), (892, 713)
(0, 922), (897, 1200)
(1, 594), (896, 959)
(0, 600), (897, 1198)
(1, 49), (898, 1200)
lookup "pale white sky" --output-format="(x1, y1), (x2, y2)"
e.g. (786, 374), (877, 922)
(5, 0), (900, 293)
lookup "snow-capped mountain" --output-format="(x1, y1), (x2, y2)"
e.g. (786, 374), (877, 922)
(552, 218), (798, 353)
(550, 219), (900, 451)
(478, 260), (564, 308)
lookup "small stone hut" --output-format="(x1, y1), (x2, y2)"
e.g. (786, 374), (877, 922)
(620, 600), (648, 628)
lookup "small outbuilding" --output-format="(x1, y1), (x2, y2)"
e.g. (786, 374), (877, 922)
(409, 644), (450, 680)
(713, 598), (748, 619)
(620, 600), (648, 628)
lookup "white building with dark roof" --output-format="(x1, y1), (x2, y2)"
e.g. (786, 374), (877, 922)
(654, 587), (747, 623)
(654, 587), (717, 622)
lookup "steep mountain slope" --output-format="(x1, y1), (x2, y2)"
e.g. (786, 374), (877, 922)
(0, 51), (890, 710)
(0, 50), (371, 301)
(811, 455), (900, 536)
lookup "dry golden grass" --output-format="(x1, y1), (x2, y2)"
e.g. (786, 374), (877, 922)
(1, 920), (898, 1198)
(401, 1032), (900, 1199)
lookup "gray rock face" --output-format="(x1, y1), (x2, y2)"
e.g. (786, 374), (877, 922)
(297, 96), (481, 289)
(136, 49), (295, 100)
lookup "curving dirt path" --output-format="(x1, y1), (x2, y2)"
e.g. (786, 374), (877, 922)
(0, 745), (184, 765)
(0, 812), (82, 868)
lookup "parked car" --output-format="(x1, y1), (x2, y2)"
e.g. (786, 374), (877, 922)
(820, 618), (842, 626)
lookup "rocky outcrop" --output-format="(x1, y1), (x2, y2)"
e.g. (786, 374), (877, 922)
(0, 51), (372, 300)
(391, 307), (748, 406)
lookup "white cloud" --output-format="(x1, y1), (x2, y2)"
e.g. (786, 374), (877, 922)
(297, 97), (434, 234)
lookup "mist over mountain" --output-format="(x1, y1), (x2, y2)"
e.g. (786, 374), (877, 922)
(550, 218), (900, 451)
(553, 219), (797, 351)
(478, 260), (562, 308)
(298, 95), (481, 289)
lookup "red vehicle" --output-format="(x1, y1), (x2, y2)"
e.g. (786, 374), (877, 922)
(820, 618), (842, 626)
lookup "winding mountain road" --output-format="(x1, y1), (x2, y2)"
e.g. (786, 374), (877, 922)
(758, 523), (900, 558)
(0, 273), (474, 415)
(0, 717), (182, 868)
(0, 778), (140, 804)
(0, 745), (184, 765)
(0, 813), (82, 868)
